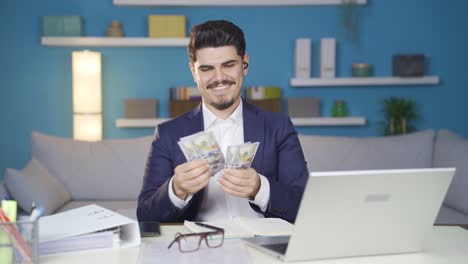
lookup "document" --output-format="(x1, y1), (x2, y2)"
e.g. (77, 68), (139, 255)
(39, 204), (140, 255)
(184, 217), (293, 239)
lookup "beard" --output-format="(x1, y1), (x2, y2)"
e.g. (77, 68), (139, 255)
(206, 80), (238, 110)
(211, 97), (236, 110)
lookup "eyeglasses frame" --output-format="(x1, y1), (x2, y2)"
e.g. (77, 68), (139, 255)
(168, 222), (225, 253)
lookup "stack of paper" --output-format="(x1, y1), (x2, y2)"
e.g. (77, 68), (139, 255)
(184, 217), (294, 239)
(40, 229), (117, 255)
(39, 204), (140, 255)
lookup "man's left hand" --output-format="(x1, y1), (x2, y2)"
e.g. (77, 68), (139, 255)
(218, 168), (260, 199)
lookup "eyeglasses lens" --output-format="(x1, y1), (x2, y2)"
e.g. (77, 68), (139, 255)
(179, 235), (201, 252)
(206, 233), (223, 248)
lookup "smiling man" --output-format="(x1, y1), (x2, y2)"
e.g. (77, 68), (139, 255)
(137, 20), (308, 223)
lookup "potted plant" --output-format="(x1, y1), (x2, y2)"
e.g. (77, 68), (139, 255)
(380, 97), (419, 136)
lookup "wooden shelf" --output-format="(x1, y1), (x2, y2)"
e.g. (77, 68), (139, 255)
(115, 117), (366, 128)
(114, 0), (367, 6)
(290, 76), (440, 87)
(291, 117), (366, 126)
(41, 37), (189, 47)
(116, 118), (170, 128)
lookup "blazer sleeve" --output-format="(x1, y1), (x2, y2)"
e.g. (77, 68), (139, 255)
(252, 116), (309, 223)
(136, 125), (202, 223)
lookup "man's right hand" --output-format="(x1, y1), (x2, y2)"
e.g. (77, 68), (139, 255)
(172, 159), (211, 200)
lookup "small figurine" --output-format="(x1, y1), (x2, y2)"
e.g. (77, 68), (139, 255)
(106, 20), (124, 37)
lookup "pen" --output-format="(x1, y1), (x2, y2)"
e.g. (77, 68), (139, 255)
(29, 207), (44, 222)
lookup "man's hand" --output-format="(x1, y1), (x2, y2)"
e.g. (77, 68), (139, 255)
(172, 159), (211, 200)
(218, 168), (260, 199)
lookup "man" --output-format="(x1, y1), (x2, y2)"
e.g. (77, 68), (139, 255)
(137, 20), (308, 223)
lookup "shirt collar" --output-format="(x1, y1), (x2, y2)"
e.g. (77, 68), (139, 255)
(202, 100), (243, 129)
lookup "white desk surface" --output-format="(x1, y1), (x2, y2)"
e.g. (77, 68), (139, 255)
(40, 225), (468, 264)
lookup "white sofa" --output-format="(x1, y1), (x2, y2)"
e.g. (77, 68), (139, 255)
(1, 129), (467, 224)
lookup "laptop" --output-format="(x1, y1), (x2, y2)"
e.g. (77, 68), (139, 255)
(243, 168), (455, 262)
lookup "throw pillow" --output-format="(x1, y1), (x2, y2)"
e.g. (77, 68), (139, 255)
(4, 159), (71, 215)
(434, 129), (468, 214)
(30, 131), (152, 200)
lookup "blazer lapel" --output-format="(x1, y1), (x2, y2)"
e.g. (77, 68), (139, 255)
(242, 100), (265, 175)
(184, 103), (204, 135)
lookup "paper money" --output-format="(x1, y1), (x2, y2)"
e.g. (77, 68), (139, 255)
(178, 131), (225, 175)
(177, 140), (198, 161)
(231, 142), (259, 169)
(178, 131), (259, 173)
(190, 132), (225, 174)
(226, 145), (239, 168)
(225, 142), (259, 169)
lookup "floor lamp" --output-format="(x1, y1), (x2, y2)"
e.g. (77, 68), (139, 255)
(72, 50), (102, 141)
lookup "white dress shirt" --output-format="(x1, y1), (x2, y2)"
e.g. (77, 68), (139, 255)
(168, 101), (270, 221)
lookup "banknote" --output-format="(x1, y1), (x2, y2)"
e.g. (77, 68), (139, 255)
(225, 145), (239, 168)
(178, 131), (225, 175)
(177, 140), (198, 161)
(225, 142), (259, 169)
(234, 142), (259, 169)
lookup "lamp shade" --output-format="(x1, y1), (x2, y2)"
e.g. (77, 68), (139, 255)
(73, 114), (102, 142)
(72, 51), (102, 113)
(72, 50), (102, 141)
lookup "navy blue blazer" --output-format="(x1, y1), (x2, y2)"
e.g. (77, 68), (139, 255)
(137, 100), (309, 223)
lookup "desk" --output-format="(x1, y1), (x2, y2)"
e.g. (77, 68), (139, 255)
(41, 225), (468, 264)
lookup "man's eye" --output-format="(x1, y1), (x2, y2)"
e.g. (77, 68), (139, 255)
(224, 64), (235, 68)
(200, 68), (212, 72)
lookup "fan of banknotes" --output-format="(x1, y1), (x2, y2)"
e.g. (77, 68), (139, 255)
(178, 131), (259, 175)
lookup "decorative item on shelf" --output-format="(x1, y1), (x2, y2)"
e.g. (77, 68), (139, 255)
(380, 97), (419, 136)
(72, 50), (102, 141)
(294, 38), (312, 79)
(170, 86), (200, 101)
(320, 38), (336, 79)
(392, 54), (425, 77)
(169, 100), (200, 118)
(106, 20), (125, 37)
(124, 99), (158, 118)
(351, 63), (373, 77)
(339, 0), (361, 48)
(287, 97), (320, 117)
(245, 86), (282, 112)
(331, 99), (348, 117)
(43, 16), (83, 36)
(169, 86), (201, 118)
(245, 86), (281, 100)
(148, 15), (186, 38)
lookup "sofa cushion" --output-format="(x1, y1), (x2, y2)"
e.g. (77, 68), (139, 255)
(434, 130), (468, 214)
(30, 132), (152, 200)
(299, 130), (435, 172)
(4, 159), (71, 215)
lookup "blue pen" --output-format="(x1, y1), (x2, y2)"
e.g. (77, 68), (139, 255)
(29, 207), (44, 222)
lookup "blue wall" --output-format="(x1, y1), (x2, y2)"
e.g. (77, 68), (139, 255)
(1, 0), (468, 176)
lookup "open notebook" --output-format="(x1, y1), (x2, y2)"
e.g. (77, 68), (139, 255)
(184, 217), (293, 239)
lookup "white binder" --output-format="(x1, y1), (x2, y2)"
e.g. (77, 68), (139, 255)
(39, 204), (141, 255)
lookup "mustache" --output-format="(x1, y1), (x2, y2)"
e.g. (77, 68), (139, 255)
(207, 80), (236, 89)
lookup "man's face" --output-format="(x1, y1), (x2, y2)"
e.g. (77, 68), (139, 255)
(190, 46), (248, 111)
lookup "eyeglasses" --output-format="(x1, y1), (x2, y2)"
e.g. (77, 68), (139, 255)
(168, 222), (225, 253)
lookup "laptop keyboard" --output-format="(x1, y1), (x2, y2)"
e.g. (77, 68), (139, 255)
(263, 243), (288, 254)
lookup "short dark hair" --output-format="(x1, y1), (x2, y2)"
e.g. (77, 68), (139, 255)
(188, 20), (246, 63)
